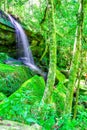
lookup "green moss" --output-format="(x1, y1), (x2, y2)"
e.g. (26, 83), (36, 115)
(0, 20), (15, 46)
(0, 29), (15, 45)
(52, 82), (67, 116)
(52, 90), (66, 116)
(56, 69), (66, 82)
(0, 63), (35, 96)
(0, 92), (7, 102)
(0, 75), (45, 124)
(0, 53), (9, 63)
(0, 17), (14, 30)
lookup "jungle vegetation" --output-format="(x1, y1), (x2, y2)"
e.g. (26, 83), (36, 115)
(0, 0), (87, 129)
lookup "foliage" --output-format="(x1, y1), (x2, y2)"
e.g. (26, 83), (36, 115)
(56, 69), (66, 82)
(0, 75), (45, 125)
(55, 108), (87, 130)
(52, 82), (67, 116)
(0, 92), (7, 102)
(0, 0), (87, 129)
(0, 53), (9, 63)
(31, 103), (56, 130)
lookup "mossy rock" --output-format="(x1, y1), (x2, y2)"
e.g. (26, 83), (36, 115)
(0, 45), (16, 57)
(0, 29), (15, 45)
(0, 120), (42, 130)
(0, 53), (9, 63)
(0, 75), (45, 124)
(0, 92), (7, 102)
(0, 63), (35, 96)
(0, 21), (15, 45)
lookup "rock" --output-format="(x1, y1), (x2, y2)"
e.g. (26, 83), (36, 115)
(0, 120), (42, 130)
(4, 58), (22, 65)
(0, 30), (15, 45)
(0, 63), (35, 96)
(0, 75), (45, 124)
(0, 53), (9, 63)
(0, 13), (15, 46)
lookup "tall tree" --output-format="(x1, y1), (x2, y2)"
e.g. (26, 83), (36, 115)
(41, 0), (57, 104)
(65, 0), (84, 114)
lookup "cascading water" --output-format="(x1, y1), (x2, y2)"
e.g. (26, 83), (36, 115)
(7, 14), (46, 78)
(8, 14), (34, 65)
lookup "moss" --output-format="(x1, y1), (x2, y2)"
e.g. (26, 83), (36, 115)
(0, 92), (7, 102)
(52, 82), (67, 116)
(52, 90), (66, 115)
(0, 28), (15, 45)
(0, 20), (15, 45)
(0, 75), (45, 124)
(0, 63), (35, 96)
(56, 69), (66, 82)
(0, 16), (14, 30)
(0, 53), (9, 63)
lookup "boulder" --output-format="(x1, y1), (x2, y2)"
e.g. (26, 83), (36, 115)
(0, 75), (45, 124)
(0, 62), (35, 96)
(0, 120), (42, 130)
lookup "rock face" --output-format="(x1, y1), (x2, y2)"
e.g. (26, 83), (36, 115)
(0, 25), (15, 45)
(0, 10), (16, 57)
(0, 75), (45, 124)
(0, 120), (42, 130)
(0, 27), (16, 57)
(0, 10), (15, 44)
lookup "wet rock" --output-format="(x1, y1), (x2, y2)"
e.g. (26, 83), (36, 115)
(0, 120), (42, 130)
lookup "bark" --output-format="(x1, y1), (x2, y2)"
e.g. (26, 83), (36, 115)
(41, 0), (57, 104)
(4, 0), (6, 12)
(65, 0), (84, 114)
(73, 58), (83, 119)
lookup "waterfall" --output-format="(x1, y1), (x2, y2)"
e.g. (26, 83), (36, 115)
(8, 14), (34, 65)
(7, 14), (46, 78)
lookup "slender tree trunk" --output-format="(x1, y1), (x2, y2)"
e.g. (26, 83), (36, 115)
(4, 0), (6, 11)
(65, 0), (84, 114)
(7, 0), (9, 12)
(41, 0), (57, 104)
(73, 57), (83, 119)
(0, 1), (2, 9)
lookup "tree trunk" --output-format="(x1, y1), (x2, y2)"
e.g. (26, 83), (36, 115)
(73, 58), (83, 119)
(4, 1), (6, 11)
(41, 0), (57, 104)
(65, 0), (84, 114)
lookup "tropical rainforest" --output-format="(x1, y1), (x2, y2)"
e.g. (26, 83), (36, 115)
(0, 0), (87, 130)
